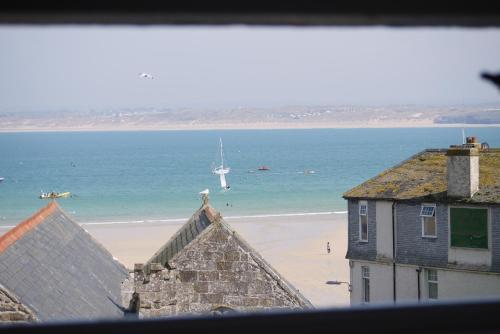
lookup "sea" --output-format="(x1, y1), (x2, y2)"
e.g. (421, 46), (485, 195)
(0, 128), (499, 227)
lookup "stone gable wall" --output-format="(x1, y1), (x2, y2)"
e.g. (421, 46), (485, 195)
(0, 286), (35, 324)
(124, 223), (309, 317)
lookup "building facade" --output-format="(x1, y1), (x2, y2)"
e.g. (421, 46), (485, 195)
(344, 139), (500, 305)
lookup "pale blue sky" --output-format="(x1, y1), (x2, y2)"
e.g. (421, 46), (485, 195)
(0, 26), (499, 111)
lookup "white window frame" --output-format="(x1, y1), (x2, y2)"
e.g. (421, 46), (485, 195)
(361, 266), (370, 303)
(359, 201), (368, 242)
(421, 203), (437, 238)
(426, 269), (438, 300)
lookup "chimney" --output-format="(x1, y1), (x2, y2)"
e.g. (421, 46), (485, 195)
(446, 137), (480, 198)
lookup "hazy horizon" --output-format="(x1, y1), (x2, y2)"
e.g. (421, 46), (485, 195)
(1, 26), (499, 112)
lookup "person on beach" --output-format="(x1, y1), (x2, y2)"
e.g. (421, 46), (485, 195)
(327, 242), (331, 254)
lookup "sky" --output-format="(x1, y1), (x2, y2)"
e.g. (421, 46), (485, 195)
(0, 25), (499, 111)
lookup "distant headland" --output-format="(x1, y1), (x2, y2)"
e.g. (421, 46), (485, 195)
(0, 104), (499, 132)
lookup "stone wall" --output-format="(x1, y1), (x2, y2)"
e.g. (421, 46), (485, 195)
(123, 222), (311, 317)
(0, 285), (35, 324)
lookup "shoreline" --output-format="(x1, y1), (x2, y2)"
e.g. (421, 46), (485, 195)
(0, 210), (348, 229)
(0, 122), (499, 133)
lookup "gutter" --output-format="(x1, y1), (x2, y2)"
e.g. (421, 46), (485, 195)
(416, 267), (422, 302)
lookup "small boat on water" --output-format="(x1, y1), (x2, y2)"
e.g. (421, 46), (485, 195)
(257, 166), (271, 171)
(0, 177), (4, 183)
(39, 191), (71, 199)
(212, 138), (231, 191)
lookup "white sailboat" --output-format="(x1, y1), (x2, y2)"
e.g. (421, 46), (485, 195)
(212, 138), (231, 191)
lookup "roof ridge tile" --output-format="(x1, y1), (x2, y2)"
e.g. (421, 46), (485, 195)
(0, 201), (58, 253)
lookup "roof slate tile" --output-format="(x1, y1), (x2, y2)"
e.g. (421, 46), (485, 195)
(0, 202), (130, 321)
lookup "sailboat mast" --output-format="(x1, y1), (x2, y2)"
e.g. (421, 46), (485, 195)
(220, 138), (224, 168)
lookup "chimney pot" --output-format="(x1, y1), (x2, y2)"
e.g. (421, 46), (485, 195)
(466, 136), (477, 144)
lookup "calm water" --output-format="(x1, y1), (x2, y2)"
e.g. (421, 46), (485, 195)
(0, 128), (498, 226)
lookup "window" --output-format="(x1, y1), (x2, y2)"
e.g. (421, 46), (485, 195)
(427, 269), (438, 299)
(361, 266), (370, 303)
(359, 201), (368, 242)
(450, 208), (488, 249)
(421, 204), (436, 237)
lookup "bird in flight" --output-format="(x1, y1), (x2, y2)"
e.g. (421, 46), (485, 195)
(481, 72), (500, 91)
(139, 72), (154, 79)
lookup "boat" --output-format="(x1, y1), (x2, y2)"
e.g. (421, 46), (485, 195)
(39, 191), (71, 199)
(0, 177), (4, 183)
(212, 138), (231, 191)
(257, 166), (271, 171)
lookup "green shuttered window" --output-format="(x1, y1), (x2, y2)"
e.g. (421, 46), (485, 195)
(450, 208), (488, 249)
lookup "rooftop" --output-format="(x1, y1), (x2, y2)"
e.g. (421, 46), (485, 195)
(144, 203), (218, 273)
(0, 202), (129, 321)
(142, 202), (313, 309)
(343, 148), (500, 204)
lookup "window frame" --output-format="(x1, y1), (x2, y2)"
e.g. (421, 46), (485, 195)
(426, 268), (438, 300)
(358, 201), (368, 242)
(421, 203), (437, 238)
(361, 266), (370, 303)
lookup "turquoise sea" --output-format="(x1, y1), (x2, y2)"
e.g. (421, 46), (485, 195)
(0, 128), (499, 226)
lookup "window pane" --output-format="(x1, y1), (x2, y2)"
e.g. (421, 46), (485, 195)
(427, 269), (437, 281)
(420, 206), (435, 217)
(450, 208), (488, 249)
(360, 215), (368, 240)
(428, 282), (438, 299)
(423, 216), (436, 236)
(362, 266), (370, 278)
(359, 204), (367, 215)
(363, 278), (370, 302)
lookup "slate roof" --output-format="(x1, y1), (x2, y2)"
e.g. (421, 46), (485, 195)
(0, 201), (129, 322)
(343, 148), (500, 204)
(144, 204), (217, 273)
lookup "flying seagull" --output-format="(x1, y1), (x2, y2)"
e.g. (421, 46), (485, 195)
(481, 72), (500, 91)
(139, 72), (154, 79)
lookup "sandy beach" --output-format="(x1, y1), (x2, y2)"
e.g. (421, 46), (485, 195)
(83, 212), (350, 309)
(1, 121), (499, 133)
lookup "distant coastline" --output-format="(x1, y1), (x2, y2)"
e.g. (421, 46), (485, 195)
(1, 104), (499, 132)
(0, 120), (500, 133)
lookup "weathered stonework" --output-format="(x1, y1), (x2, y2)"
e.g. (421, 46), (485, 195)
(122, 208), (312, 318)
(0, 285), (35, 324)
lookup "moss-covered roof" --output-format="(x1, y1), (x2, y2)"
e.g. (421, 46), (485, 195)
(343, 148), (500, 204)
